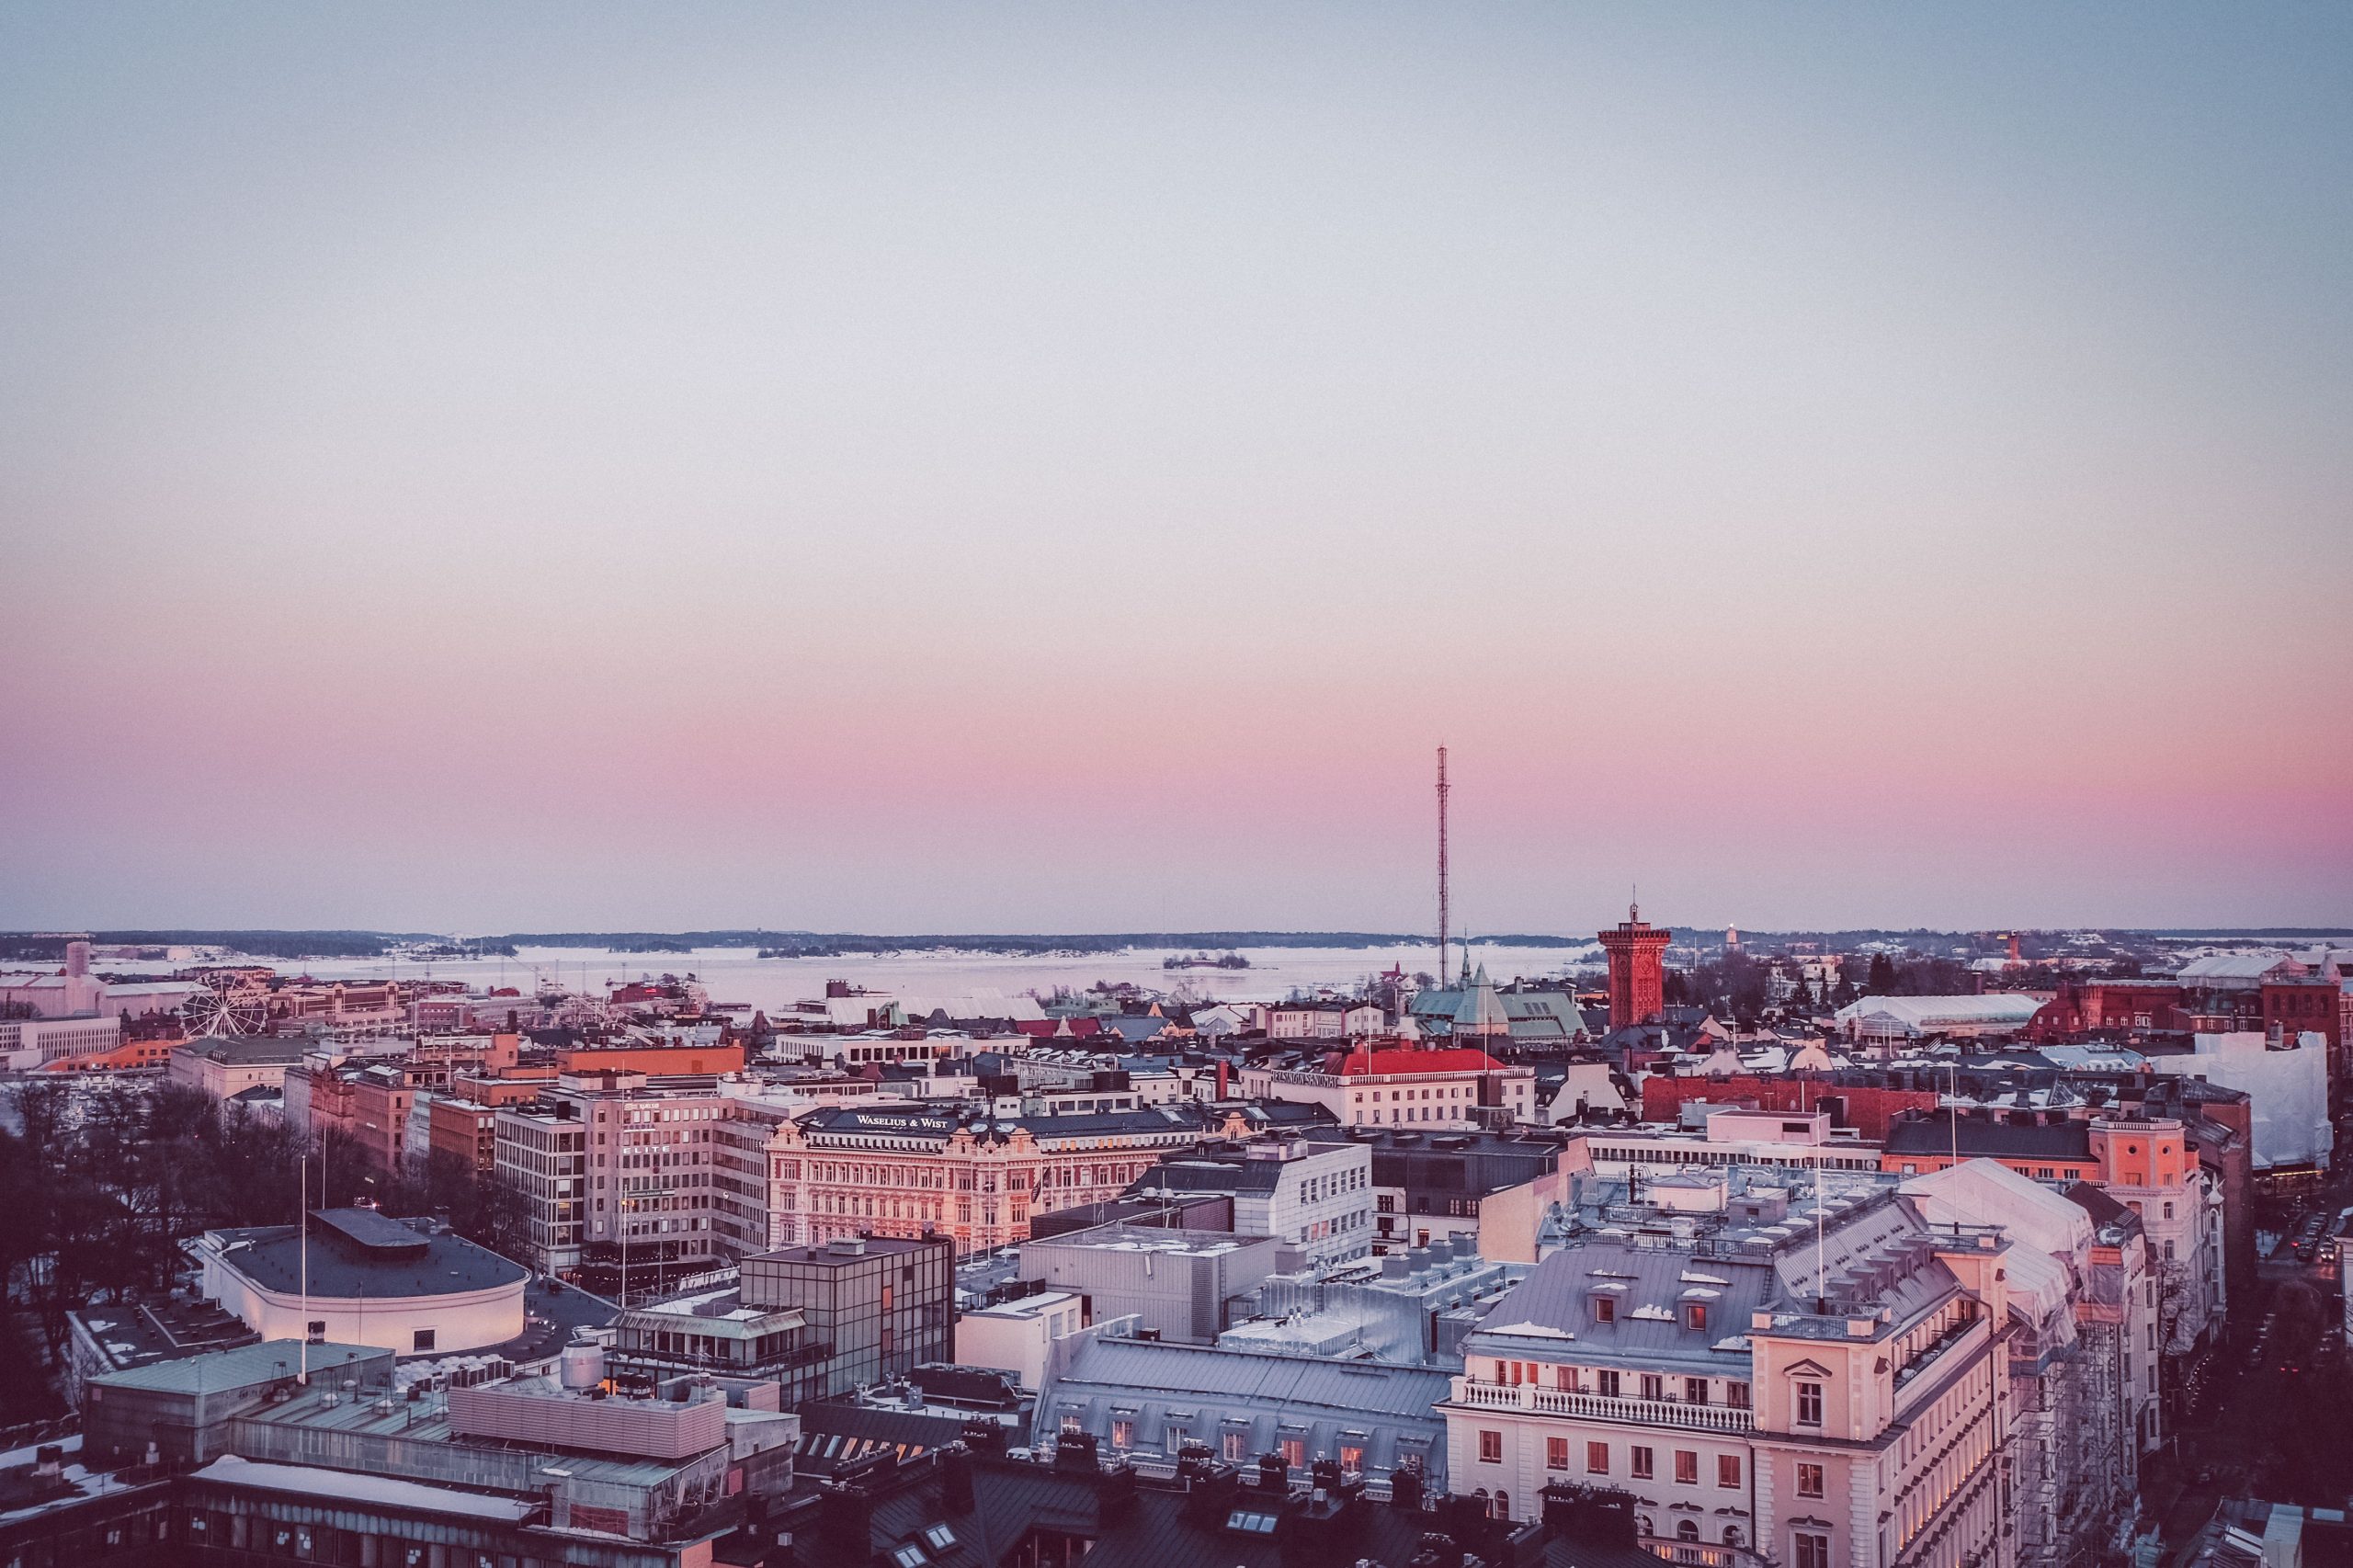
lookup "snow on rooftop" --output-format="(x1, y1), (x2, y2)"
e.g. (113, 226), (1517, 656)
(1483, 1321), (1574, 1340)
(190, 1457), (537, 1521)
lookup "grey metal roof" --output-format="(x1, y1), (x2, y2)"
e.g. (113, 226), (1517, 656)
(1051, 1338), (1452, 1422)
(89, 1338), (389, 1394)
(1472, 1193), (1964, 1367)
(1467, 1244), (1779, 1370)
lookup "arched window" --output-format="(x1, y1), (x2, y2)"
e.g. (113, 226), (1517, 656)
(1726, 1527), (1745, 1547)
(1496, 1491), (1511, 1520)
(1640, 1516), (1657, 1539)
(1677, 1519), (1700, 1541)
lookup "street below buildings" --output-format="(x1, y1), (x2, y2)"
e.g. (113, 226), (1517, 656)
(2153, 1153), (2353, 1565)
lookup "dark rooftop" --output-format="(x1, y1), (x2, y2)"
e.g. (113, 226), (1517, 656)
(1882, 1109), (2094, 1161)
(206, 1215), (527, 1300)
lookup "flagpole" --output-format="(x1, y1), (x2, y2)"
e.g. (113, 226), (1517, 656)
(299, 1154), (310, 1385)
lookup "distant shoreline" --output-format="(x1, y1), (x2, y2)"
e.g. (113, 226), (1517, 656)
(3, 925), (2346, 966)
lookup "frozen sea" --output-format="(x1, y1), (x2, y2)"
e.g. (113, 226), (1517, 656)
(124, 941), (1605, 1011)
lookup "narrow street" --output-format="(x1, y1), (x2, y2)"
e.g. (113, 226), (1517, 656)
(2154, 1153), (2353, 1564)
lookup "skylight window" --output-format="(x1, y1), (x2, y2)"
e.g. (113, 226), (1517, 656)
(892, 1546), (928, 1568)
(924, 1525), (958, 1552)
(1226, 1509), (1279, 1536)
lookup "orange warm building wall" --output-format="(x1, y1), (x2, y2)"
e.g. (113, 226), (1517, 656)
(39, 1036), (180, 1073)
(552, 1041), (745, 1077)
(2088, 1122), (2185, 1187)
(1876, 1150), (2100, 1182)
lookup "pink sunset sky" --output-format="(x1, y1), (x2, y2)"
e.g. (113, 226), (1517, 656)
(2, 5), (2347, 935)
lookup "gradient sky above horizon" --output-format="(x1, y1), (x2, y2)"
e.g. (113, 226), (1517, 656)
(3, 4), (2348, 936)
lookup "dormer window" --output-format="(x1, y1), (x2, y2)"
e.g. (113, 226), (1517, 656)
(1795, 1380), (1824, 1426)
(1684, 1302), (1708, 1331)
(1593, 1295), (1616, 1324)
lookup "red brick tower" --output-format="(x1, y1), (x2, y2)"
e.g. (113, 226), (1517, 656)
(1597, 903), (1671, 1030)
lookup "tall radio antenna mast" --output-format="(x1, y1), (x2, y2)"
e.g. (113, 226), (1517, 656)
(1436, 747), (1450, 982)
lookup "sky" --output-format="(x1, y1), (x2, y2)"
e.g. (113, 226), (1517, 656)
(2, 4), (2348, 937)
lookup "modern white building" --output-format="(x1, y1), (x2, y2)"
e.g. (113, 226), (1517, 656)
(191, 1208), (528, 1357)
(955, 1290), (1087, 1391)
(2147, 1031), (2334, 1174)
(1834, 994), (2045, 1046)
(0, 941), (195, 1019)
(1578, 1109), (1886, 1177)
(1125, 1137), (1376, 1267)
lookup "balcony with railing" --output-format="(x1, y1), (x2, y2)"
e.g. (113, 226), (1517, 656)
(1893, 1317), (1985, 1404)
(1641, 1533), (1772, 1568)
(1448, 1378), (1755, 1433)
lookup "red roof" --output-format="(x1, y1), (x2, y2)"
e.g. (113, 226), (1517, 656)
(1013, 1017), (1103, 1039)
(1336, 1046), (1505, 1076)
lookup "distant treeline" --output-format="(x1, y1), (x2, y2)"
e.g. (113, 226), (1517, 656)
(0, 929), (443, 961)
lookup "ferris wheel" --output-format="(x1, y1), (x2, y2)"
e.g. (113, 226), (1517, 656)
(182, 983), (268, 1039)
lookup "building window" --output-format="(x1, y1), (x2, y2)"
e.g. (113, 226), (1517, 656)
(1727, 1381), (1750, 1409)
(1631, 1446), (1654, 1480)
(1547, 1437), (1570, 1471)
(1479, 1430), (1503, 1464)
(1677, 1520), (1700, 1542)
(1556, 1366), (1579, 1392)
(1495, 1491), (1511, 1521)
(1718, 1454), (1741, 1488)
(1110, 1419), (1133, 1450)
(306, 1321), (326, 1342)
(1642, 1374), (1664, 1402)
(1675, 1450), (1699, 1485)
(412, 1329), (436, 1353)
(1796, 1533), (1831, 1568)
(1593, 1295), (1616, 1324)
(1797, 1462), (1824, 1498)
(1587, 1441), (1609, 1475)
(1341, 1444), (1364, 1472)
(1684, 1302), (1708, 1331)
(1727, 1528), (1745, 1547)
(1686, 1377), (1709, 1405)
(1597, 1369), (1621, 1398)
(1222, 1431), (1247, 1462)
(1795, 1380), (1824, 1426)
(1279, 1437), (1306, 1468)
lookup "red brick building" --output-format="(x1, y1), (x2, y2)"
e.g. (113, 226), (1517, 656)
(1641, 1072), (1938, 1141)
(1596, 907), (1670, 1030)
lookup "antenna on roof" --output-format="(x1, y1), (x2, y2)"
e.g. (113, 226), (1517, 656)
(1813, 1174), (1827, 1314)
(1436, 747), (1450, 983)
(299, 1153), (310, 1386)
